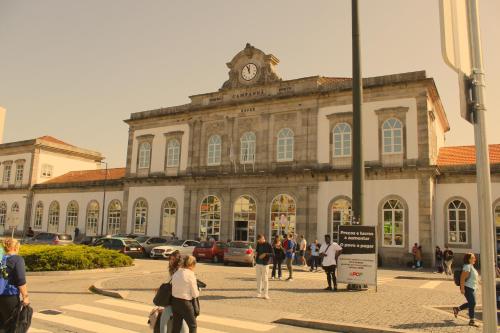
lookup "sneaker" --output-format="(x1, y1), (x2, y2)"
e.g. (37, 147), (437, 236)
(270, 277), (275, 280)
(263, 295), (270, 300)
(324, 287), (332, 291)
(452, 307), (459, 318)
(468, 320), (479, 327)
(256, 293), (262, 298)
(278, 277), (282, 280)
(287, 278), (294, 282)
(333, 286), (338, 291)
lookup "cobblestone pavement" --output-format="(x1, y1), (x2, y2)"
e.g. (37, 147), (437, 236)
(100, 260), (497, 333)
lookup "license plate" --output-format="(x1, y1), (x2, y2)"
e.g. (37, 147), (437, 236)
(198, 253), (205, 256)
(130, 248), (137, 251)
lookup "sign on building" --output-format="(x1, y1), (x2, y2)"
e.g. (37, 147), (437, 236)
(337, 225), (377, 286)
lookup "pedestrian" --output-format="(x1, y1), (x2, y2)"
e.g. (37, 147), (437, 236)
(319, 234), (342, 291)
(435, 246), (443, 273)
(255, 234), (274, 299)
(271, 236), (285, 280)
(284, 234), (295, 281)
(74, 227), (80, 241)
(411, 243), (418, 268)
(0, 238), (30, 332)
(298, 235), (307, 268)
(415, 245), (423, 269)
(453, 253), (479, 327)
(443, 245), (454, 276)
(309, 240), (320, 272)
(159, 251), (187, 333)
(171, 256), (199, 333)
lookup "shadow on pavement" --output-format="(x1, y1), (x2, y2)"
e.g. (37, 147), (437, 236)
(391, 320), (470, 329)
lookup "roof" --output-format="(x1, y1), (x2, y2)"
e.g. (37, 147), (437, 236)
(43, 168), (126, 185)
(437, 145), (500, 167)
(37, 136), (74, 147)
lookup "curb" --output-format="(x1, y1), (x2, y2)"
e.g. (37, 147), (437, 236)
(89, 276), (129, 299)
(274, 318), (421, 333)
(26, 265), (136, 276)
(394, 275), (452, 281)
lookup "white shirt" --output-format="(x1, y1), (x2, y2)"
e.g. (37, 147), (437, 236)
(171, 268), (199, 300)
(300, 239), (307, 251)
(319, 242), (342, 266)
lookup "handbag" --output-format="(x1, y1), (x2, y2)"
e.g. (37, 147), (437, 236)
(153, 281), (172, 307)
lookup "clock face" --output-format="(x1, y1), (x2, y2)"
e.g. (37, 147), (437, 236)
(241, 63), (258, 81)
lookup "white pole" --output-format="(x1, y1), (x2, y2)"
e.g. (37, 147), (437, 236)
(467, 0), (497, 331)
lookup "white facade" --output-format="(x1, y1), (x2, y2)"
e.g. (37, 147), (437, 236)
(35, 150), (100, 184)
(0, 152), (32, 186)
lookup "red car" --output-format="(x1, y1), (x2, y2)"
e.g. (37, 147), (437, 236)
(193, 241), (227, 263)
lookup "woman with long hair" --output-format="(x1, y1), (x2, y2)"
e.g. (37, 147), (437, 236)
(159, 250), (183, 333)
(171, 256), (199, 333)
(453, 253), (479, 327)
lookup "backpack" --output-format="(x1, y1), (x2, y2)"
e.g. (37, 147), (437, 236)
(0, 255), (18, 296)
(453, 269), (462, 286)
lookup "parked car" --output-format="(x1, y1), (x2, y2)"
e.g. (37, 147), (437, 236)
(223, 241), (255, 267)
(93, 237), (144, 258)
(75, 235), (103, 245)
(135, 236), (170, 256)
(112, 233), (139, 239)
(25, 232), (73, 245)
(193, 241), (227, 263)
(150, 240), (199, 259)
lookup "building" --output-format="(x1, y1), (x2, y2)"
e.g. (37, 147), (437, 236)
(1, 44), (499, 266)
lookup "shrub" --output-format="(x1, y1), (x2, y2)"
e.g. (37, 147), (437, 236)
(19, 245), (133, 272)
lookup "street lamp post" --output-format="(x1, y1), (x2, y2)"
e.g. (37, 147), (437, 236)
(99, 161), (108, 236)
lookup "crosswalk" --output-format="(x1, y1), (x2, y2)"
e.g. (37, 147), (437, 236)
(30, 298), (277, 333)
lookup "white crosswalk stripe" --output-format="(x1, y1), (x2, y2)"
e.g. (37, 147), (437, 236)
(30, 298), (276, 333)
(419, 280), (443, 289)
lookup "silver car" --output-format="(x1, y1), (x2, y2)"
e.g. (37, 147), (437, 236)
(223, 241), (255, 267)
(25, 232), (73, 245)
(135, 236), (170, 256)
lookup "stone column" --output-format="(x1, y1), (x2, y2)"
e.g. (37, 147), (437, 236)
(418, 174), (433, 265)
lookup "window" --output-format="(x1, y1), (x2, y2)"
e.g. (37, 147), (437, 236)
(200, 196), (221, 241)
(332, 123), (351, 157)
(34, 202), (43, 229)
(331, 198), (352, 242)
(11, 202), (19, 213)
(166, 139), (181, 168)
(277, 128), (294, 162)
(162, 200), (176, 236)
(3, 164), (11, 183)
(0, 202), (6, 233)
(48, 201), (60, 233)
(448, 199), (468, 244)
(86, 201), (100, 236)
(382, 199), (404, 247)
(382, 118), (403, 154)
(41, 164), (53, 177)
(240, 132), (256, 164)
(134, 199), (148, 234)
(107, 200), (122, 235)
(270, 194), (296, 237)
(138, 142), (152, 169)
(66, 201), (79, 235)
(15, 164), (24, 182)
(233, 195), (257, 243)
(207, 135), (221, 166)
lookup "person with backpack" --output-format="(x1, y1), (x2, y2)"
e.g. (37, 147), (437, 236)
(0, 238), (30, 332)
(453, 253), (479, 327)
(283, 234), (295, 281)
(443, 245), (454, 276)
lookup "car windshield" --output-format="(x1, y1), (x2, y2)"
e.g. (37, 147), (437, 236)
(167, 240), (185, 246)
(229, 242), (250, 248)
(196, 242), (212, 248)
(125, 240), (141, 246)
(58, 235), (72, 240)
(135, 236), (149, 243)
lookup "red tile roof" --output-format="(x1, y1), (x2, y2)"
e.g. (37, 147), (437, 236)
(437, 145), (500, 166)
(38, 136), (75, 147)
(43, 168), (126, 184)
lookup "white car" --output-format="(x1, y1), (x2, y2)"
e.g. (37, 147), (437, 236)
(150, 240), (200, 259)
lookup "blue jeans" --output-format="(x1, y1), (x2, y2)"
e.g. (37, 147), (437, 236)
(459, 286), (476, 320)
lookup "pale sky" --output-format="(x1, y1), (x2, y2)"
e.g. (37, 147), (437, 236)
(0, 0), (498, 167)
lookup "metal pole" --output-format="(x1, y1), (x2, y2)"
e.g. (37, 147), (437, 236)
(352, 0), (364, 224)
(467, 1), (497, 331)
(100, 162), (108, 236)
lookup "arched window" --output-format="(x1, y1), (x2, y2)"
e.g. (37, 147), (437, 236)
(34, 202), (43, 229)
(277, 128), (294, 162)
(240, 132), (256, 164)
(331, 198), (352, 241)
(66, 201), (79, 234)
(107, 200), (122, 235)
(207, 135), (222, 166)
(233, 195), (257, 242)
(134, 199), (148, 234)
(11, 202), (19, 213)
(382, 118), (403, 154)
(270, 194), (296, 237)
(138, 142), (152, 169)
(448, 199), (468, 244)
(382, 199), (405, 247)
(86, 201), (100, 236)
(48, 201), (60, 233)
(332, 123), (352, 157)
(0, 202), (7, 233)
(200, 196), (221, 240)
(162, 200), (177, 236)
(166, 139), (181, 168)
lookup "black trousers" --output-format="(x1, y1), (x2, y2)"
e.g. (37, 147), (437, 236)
(323, 265), (337, 289)
(272, 258), (282, 278)
(0, 295), (20, 333)
(172, 297), (197, 333)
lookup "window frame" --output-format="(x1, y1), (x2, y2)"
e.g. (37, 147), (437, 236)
(446, 198), (470, 246)
(382, 118), (404, 154)
(276, 128), (294, 162)
(138, 142), (152, 169)
(240, 132), (256, 164)
(381, 199), (405, 248)
(15, 164), (24, 183)
(41, 164), (54, 178)
(65, 201), (79, 234)
(107, 200), (122, 235)
(133, 199), (148, 235)
(332, 123), (352, 158)
(329, 197), (352, 242)
(48, 201), (60, 233)
(166, 139), (181, 168)
(86, 200), (100, 236)
(161, 199), (177, 236)
(207, 135), (222, 166)
(270, 194), (296, 238)
(34, 201), (43, 230)
(3, 163), (12, 183)
(199, 195), (221, 241)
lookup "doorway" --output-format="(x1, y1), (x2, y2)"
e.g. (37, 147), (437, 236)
(234, 220), (248, 241)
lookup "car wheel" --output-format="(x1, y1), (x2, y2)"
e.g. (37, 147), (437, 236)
(249, 259), (256, 267)
(224, 261), (229, 266)
(213, 256), (219, 264)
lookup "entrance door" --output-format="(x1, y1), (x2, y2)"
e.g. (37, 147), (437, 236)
(234, 221), (248, 241)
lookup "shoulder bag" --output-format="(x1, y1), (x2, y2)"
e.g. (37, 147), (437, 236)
(153, 280), (172, 307)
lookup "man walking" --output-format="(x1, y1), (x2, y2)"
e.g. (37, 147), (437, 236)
(443, 245), (454, 276)
(319, 234), (342, 291)
(299, 235), (307, 268)
(255, 234), (274, 299)
(283, 234), (295, 281)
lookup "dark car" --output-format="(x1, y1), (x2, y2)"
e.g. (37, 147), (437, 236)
(75, 235), (103, 245)
(112, 233), (139, 239)
(25, 232), (73, 245)
(193, 241), (227, 263)
(93, 237), (144, 258)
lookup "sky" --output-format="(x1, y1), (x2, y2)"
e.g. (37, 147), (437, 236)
(0, 0), (499, 167)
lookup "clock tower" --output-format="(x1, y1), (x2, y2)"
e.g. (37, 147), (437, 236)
(220, 43), (282, 91)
